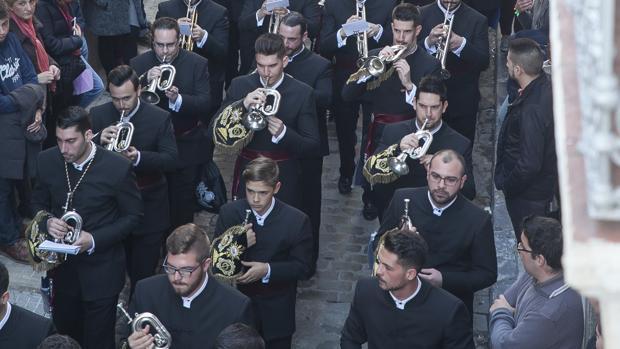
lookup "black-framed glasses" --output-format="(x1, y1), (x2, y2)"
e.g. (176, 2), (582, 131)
(517, 242), (534, 254)
(429, 172), (461, 186)
(162, 257), (205, 278)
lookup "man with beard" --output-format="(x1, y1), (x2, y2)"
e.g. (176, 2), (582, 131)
(419, 0), (489, 142)
(123, 223), (254, 349)
(31, 106), (143, 349)
(341, 228), (474, 348)
(131, 17), (211, 234)
(372, 149), (497, 315)
(278, 11), (332, 273)
(341, 3), (441, 219)
(90, 65), (178, 296)
(214, 157), (313, 349)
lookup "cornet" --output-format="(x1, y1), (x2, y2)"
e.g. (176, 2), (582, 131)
(180, 0), (199, 51)
(106, 110), (134, 153)
(435, 4), (454, 80)
(387, 118), (434, 176)
(347, 45), (408, 84)
(141, 56), (177, 105)
(242, 89), (281, 131)
(117, 302), (171, 349)
(44, 209), (83, 265)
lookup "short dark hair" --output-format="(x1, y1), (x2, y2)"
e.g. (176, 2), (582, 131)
(429, 149), (466, 176)
(108, 65), (139, 91)
(214, 323), (265, 349)
(242, 157), (279, 187)
(0, 262), (8, 295)
(415, 75), (448, 102)
(382, 229), (428, 272)
(0, 0), (9, 21)
(151, 17), (180, 37)
(56, 106), (92, 133)
(166, 223), (211, 262)
(37, 335), (82, 349)
(280, 11), (307, 35)
(522, 216), (563, 271)
(392, 3), (421, 26)
(508, 38), (545, 76)
(255, 33), (286, 58)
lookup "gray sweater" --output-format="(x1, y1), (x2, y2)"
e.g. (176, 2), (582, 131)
(489, 272), (583, 349)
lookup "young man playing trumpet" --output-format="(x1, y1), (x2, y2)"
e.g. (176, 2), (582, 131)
(212, 33), (319, 210)
(214, 157), (313, 349)
(90, 65), (178, 296)
(130, 17), (211, 236)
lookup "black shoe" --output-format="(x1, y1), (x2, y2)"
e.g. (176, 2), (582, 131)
(338, 176), (352, 194)
(362, 202), (378, 221)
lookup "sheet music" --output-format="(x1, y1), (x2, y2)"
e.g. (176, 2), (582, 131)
(342, 20), (369, 37)
(38, 241), (80, 255)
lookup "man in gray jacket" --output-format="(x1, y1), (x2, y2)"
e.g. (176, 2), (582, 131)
(489, 216), (584, 349)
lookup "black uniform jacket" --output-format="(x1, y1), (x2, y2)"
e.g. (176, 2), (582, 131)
(90, 101), (178, 234)
(341, 277), (474, 349)
(0, 304), (56, 348)
(377, 187), (497, 314)
(284, 47), (333, 157)
(239, 0), (321, 38)
(130, 49), (212, 165)
(214, 198), (313, 340)
(32, 146), (143, 301)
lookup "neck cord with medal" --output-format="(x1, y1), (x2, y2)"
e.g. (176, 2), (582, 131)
(62, 147), (96, 214)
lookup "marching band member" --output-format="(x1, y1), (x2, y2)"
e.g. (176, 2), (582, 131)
(212, 33), (319, 209)
(31, 106), (143, 349)
(122, 224), (254, 349)
(373, 149), (496, 316)
(278, 11), (332, 273)
(214, 157), (313, 349)
(90, 65), (178, 295)
(419, 0), (489, 142)
(366, 75), (474, 219)
(130, 17), (211, 235)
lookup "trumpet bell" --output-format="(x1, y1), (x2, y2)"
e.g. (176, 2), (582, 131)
(141, 90), (160, 105)
(366, 57), (385, 77)
(242, 110), (267, 131)
(388, 152), (410, 176)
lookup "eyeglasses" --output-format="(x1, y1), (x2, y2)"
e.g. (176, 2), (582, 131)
(162, 257), (205, 278)
(429, 172), (461, 186)
(517, 242), (534, 254)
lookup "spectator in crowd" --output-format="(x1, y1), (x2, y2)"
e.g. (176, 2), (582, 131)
(215, 323), (265, 349)
(37, 335), (82, 349)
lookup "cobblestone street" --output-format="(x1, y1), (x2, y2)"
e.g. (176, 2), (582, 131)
(1, 2), (522, 348)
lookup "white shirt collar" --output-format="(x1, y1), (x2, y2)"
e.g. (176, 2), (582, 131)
(252, 198), (276, 226)
(389, 277), (422, 310)
(181, 273), (208, 309)
(427, 190), (458, 216)
(122, 100), (141, 122)
(415, 119), (443, 135)
(260, 73), (285, 89)
(72, 141), (97, 171)
(437, 0), (461, 16)
(288, 46), (305, 62)
(0, 302), (12, 331)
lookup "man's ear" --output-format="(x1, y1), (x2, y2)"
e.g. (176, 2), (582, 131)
(405, 267), (418, 281)
(0, 291), (9, 305)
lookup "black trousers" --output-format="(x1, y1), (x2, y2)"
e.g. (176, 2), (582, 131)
(53, 291), (118, 349)
(166, 165), (199, 237)
(265, 336), (292, 349)
(98, 31), (138, 75)
(125, 230), (164, 297)
(225, 21), (240, 89)
(505, 196), (548, 242)
(299, 157), (323, 269)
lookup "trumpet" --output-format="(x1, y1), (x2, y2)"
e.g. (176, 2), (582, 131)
(43, 209), (83, 265)
(141, 56), (176, 105)
(268, 10), (282, 34)
(355, 0), (368, 67)
(242, 89), (281, 131)
(346, 45), (408, 84)
(435, 3), (454, 80)
(117, 302), (171, 349)
(399, 198), (414, 231)
(106, 111), (134, 152)
(180, 1), (198, 51)
(387, 118), (434, 176)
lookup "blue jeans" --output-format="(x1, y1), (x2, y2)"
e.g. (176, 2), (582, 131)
(77, 57), (104, 108)
(0, 178), (20, 245)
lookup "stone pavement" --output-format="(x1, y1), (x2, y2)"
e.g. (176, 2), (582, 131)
(0, 3), (522, 348)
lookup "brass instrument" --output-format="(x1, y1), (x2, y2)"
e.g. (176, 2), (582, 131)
(117, 302), (171, 349)
(347, 45), (408, 84)
(211, 210), (253, 279)
(373, 198), (416, 275)
(141, 57), (177, 105)
(106, 111), (134, 152)
(180, 0), (199, 51)
(399, 198), (414, 232)
(387, 118), (434, 176)
(435, 4), (454, 80)
(268, 10), (282, 34)
(60, 210), (82, 244)
(242, 88), (281, 131)
(355, 0), (368, 67)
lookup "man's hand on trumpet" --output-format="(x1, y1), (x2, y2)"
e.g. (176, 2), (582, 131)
(243, 88), (267, 110)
